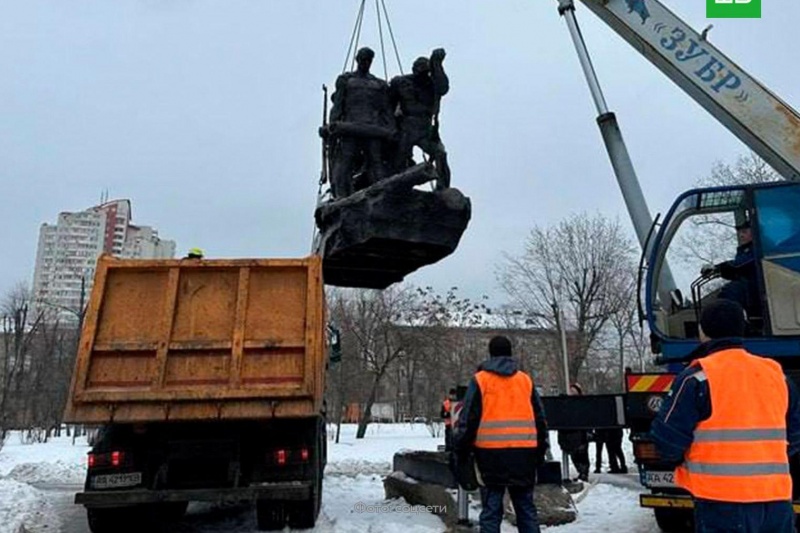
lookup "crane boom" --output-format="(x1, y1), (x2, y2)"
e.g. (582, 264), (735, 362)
(577, 0), (800, 181)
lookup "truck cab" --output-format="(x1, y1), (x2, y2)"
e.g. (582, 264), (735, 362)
(631, 181), (800, 530)
(646, 181), (800, 362)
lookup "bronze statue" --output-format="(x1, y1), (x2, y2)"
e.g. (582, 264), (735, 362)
(315, 47), (470, 290)
(390, 48), (450, 189)
(324, 47), (395, 199)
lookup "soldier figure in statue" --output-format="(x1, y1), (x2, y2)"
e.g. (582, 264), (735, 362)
(390, 48), (451, 190)
(324, 47), (395, 199)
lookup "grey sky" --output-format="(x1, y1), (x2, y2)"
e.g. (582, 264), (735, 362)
(2, 1), (798, 307)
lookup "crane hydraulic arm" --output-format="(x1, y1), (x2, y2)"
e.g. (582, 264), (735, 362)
(574, 0), (800, 181)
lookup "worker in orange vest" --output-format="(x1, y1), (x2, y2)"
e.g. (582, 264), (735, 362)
(441, 388), (457, 450)
(453, 335), (549, 533)
(651, 299), (800, 532)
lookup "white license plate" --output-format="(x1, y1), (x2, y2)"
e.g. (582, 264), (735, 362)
(645, 470), (677, 488)
(91, 472), (142, 489)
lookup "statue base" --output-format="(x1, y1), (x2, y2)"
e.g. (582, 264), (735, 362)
(315, 164), (471, 289)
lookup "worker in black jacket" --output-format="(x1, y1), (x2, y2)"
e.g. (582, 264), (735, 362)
(454, 336), (549, 533)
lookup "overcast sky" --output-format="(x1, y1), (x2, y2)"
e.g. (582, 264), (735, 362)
(2, 0), (799, 308)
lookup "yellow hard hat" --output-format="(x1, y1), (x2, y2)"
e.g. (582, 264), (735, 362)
(186, 247), (204, 258)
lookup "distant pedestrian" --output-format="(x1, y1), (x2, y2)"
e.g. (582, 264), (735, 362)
(604, 428), (627, 473)
(454, 336), (549, 533)
(184, 247), (204, 259)
(593, 428), (607, 474)
(441, 388), (457, 450)
(557, 383), (591, 482)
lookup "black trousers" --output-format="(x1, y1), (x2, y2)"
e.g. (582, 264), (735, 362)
(605, 428), (627, 472)
(570, 445), (590, 480)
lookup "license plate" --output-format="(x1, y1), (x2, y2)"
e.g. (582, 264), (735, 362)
(91, 472), (142, 489)
(645, 470), (677, 488)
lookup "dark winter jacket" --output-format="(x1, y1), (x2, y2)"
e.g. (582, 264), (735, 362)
(453, 356), (549, 487)
(557, 428), (589, 454)
(650, 338), (800, 466)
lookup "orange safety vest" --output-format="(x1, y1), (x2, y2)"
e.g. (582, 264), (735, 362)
(443, 398), (453, 427)
(474, 370), (537, 449)
(675, 348), (791, 502)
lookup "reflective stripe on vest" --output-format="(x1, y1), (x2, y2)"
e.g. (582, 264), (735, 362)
(674, 349), (790, 502)
(474, 369), (537, 449)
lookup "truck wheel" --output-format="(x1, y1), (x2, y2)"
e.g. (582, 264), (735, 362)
(654, 508), (693, 532)
(287, 493), (320, 529)
(288, 473), (322, 529)
(256, 500), (286, 531)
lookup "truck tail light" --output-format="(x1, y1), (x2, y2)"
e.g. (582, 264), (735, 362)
(275, 449), (287, 466)
(634, 441), (660, 461)
(88, 450), (128, 469)
(300, 448), (309, 462)
(111, 451), (123, 467)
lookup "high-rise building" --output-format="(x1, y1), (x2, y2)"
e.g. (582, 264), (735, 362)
(31, 199), (176, 323)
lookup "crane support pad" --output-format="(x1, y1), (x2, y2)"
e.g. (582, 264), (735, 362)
(541, 394), (625, 429)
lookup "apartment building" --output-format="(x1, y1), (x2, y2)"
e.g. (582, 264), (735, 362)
(31, 199), (176, 322)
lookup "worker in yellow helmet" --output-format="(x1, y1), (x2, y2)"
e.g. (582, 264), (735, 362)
(184, 248), (204, 259)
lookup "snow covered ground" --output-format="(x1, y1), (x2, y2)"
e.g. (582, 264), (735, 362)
(0, 424), (657, 532)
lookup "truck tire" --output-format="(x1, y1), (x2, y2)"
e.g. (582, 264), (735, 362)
(287, 478), (322, 529)
(287, 433), (324, 529)
(654, 508), (693, 532)
(256, 500), (286, 531)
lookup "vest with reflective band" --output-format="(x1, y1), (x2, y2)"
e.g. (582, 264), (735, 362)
(443, 398), (453, 427)
(674, 349), (790, 502)
(474, 370), (537, 449)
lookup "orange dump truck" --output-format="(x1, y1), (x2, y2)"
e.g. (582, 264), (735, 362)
(64, 255), (327, 532)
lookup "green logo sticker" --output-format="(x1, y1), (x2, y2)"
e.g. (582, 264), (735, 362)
(707, 0), (761, 18)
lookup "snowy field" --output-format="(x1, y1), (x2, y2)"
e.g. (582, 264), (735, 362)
(0, 424), (657, 532)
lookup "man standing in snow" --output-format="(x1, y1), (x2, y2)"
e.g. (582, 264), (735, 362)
(454, 336), (549, 533)
(441, 388), (457, 451)
(651, 299), (800, 532)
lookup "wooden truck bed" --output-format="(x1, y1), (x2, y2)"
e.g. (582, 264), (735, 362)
(63, 255), (325, 423)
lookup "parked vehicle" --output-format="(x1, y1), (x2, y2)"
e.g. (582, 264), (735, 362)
(64, 255), (328, 532)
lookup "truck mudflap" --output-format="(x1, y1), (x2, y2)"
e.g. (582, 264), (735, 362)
(76, 482), (312, 508)
(640, 494), (800, 514)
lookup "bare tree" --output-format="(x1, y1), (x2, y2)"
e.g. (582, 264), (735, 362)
(335, 286), (422, 439)
(405, 287), (490, 417)
(677, 153), (781, 266)
(497, 213), (637, 386)
(0, 282), (44, 436)
(699, 153), (780, 187)
(591, 265), (654, 391)
(326, 289), (374, 443)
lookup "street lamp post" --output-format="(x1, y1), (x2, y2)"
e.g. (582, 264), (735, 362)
(552, 301), (572, 482)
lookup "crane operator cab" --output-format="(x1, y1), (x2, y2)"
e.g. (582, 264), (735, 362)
(644, 182), (800, 362)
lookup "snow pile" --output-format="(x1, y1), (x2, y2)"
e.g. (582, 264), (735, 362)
(0, 432), (87, 532)
(0, 432), (89, 479)
(5, 460), (85, 485)
(326, 423), (441, 477)
(319, 473), (444, 533)
(0, 479), (59, 533)
(547, 484), (655, 533)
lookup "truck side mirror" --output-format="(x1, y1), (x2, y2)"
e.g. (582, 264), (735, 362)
(328, 325), (342, 363)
